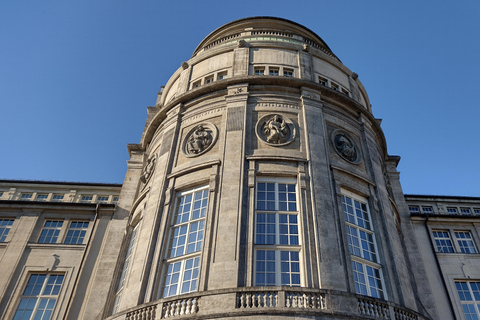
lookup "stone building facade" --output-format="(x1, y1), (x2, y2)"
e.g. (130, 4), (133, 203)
(0, 17), (479, 320)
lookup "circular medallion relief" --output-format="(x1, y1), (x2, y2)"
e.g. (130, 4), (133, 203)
(182, 123), (218, 157)
(256, 114), (296, 146)
(331, 129), (361, 164)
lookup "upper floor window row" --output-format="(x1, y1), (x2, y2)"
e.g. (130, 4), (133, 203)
(433, 230), (478, 254)
(12, 193), (118, 204)
(409, 205), (480, 216)
(253, 65), (295, 78)
(191, 70), (228, 90)
(317, 74), (350, 96)
(38, 220), (90, 245)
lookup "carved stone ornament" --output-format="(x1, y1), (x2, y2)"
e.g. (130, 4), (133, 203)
(140, 154), (157, 184)
(182, 122), (218, 157)
(331, 129), (361, 164)
(256, 114), (296, 146)
(237, 39), (247, 48)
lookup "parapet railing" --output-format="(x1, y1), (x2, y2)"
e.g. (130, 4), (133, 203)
(106, 287), (429, 320)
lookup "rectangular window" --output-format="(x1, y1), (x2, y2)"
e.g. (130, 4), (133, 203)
(254, 67), (265, 76)
(352, 261), (384, 298)
(162, 187), (209, 298)
(113, 197), (119, 204)
(455, 281), (480, 319)
(408, 206), (420, 214)
(64, 221), (89, 244)
(113, 224), (139, 314)
(38, 221), (63, 244)
(13, 274), (64, 320)
(455, 231), (477, 254)
(475, 209), (480, 215)
(255, 179), (301, 287)
(331, 82), (339, 91)
(341, 88), (350, 96)
(0, 218), (14, 242)
(0, 191), (3, 198)
(283, 68), (293, 77)
(461, 208), (472, 214)
(36, 194), (48, 201)
(96, 196), (109, 203)
(318, 76), (328, 86)
(52, 195), (64, 202)
(80, 195), (93, 203)
(432, 230), (455, 253)
(447, 207), (458, 214)
(342, 193), (385, 299)
(205, 75), (214, 84)
(21, 193), (33, 200)
(422, 206), (433, 214)
(269, 67), (279, 76)
(192, 80), (201, 89)
(217, 71), (227, 80)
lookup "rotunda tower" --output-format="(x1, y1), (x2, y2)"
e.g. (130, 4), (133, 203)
(101, 17), (436, 320)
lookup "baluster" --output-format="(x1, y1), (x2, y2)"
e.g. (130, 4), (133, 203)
(247, 293), (252, 308)
(192, 298), (198, 313)
(240, 293), (245, 308)
(179, 300), (186, 315)
(285, 293), (291, 308)
(269, 292), (273, 307)
(275, 292), (278, 307)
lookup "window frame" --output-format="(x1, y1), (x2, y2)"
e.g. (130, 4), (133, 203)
(161, 186), (209, 298)
(13, 273), (65, 320)
(455, 231), (478, 254)
(455, 281), (480, 319)
(254, 177), (302, 287)
(112, 223), (140, 314)
(432, 230), (455, 253)
(431, 228), (479, 254)
(341, 190), (386, 300)
(37, 220), (64, 244)
(63, 221), (90, 245)
(0, 218), (15, 242)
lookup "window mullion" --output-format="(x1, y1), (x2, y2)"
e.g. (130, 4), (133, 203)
(177, 260), (186, 296)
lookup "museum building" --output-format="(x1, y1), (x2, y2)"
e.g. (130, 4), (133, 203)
(1, 17), (479, 320)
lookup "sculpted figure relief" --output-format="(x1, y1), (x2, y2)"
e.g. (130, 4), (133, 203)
(333, 131), (360, 163)
(185, 124), (214, 156)
(140, 155), (156, 184)
(264, 115), (289, 144)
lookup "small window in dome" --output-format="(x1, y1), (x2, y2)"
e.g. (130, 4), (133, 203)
(192, 80), (201, 89)
(205, 75), (214, 84)
(283, 68), (293, 77)
(318, 76), (328, 86)
(217, 72), (227, 80)
(254, 67), (265, 76)
(269, 67), (279, 76)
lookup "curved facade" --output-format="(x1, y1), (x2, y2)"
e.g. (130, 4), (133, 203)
(102, 17), (436, 320)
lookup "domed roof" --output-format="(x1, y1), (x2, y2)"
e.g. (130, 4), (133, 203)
(192, 16), (340, 61)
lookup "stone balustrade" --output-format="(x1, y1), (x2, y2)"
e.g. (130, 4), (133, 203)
(106, 287), (429, 320)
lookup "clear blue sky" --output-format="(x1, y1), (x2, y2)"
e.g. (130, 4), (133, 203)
(1, 1), (479, 196)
